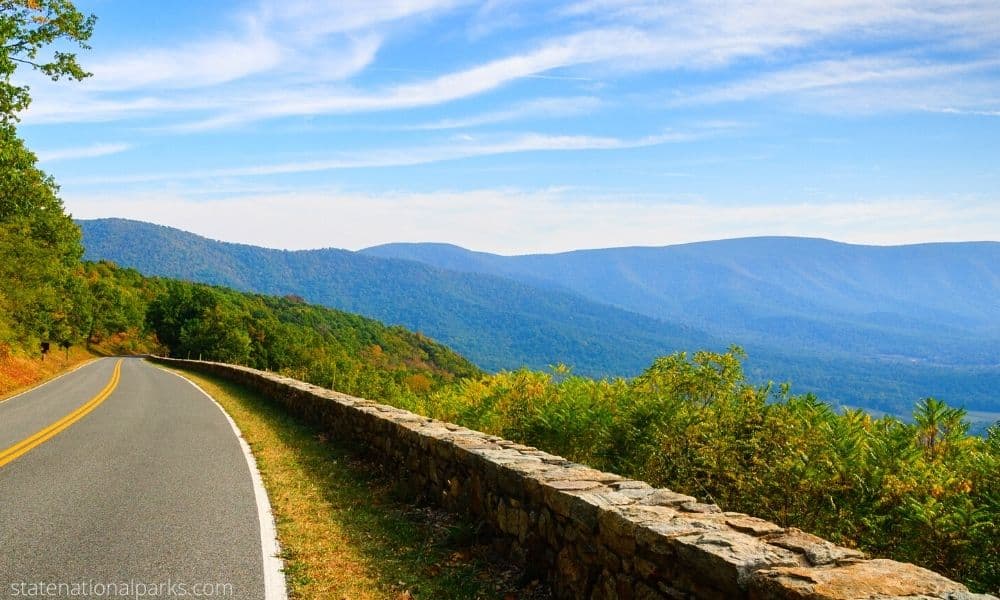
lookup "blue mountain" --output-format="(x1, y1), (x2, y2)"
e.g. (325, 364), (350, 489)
(78, 218), (717, 376)
(79, 219), (1000, 417)
(362, 238), (1000, 366)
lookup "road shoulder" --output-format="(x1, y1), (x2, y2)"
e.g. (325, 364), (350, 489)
(159, 365), (288, 600)
(162, 365), (550, 600)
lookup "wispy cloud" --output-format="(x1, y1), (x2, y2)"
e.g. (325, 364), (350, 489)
(64, 127), (718, 185)
(402, 96), (603, 130)
(81, 0), (454, 94)
(670, 56), (1000, 113)
(259, 0), (469, 38)
(16, 0), (1000, 254)
(930, 107), (1000, 117)
(161, 28), (642, 131)
(21, 1), (1000, 127)
(84, 32), (285, 91)
(36, 143), (133, 162)
(564, 0), (1000, 52)
(17, 81), (186, 126)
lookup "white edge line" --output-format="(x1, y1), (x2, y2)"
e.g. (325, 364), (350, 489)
(0, 356), (105, 406)
(156, 364), (288, 600)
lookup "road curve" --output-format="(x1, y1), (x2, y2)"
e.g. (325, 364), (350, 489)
(0, 357), (284, 600)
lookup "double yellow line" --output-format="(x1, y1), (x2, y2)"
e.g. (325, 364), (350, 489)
(0, 358), (123, 469)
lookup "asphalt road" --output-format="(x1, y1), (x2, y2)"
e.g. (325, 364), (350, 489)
(0, 357), (283, 600)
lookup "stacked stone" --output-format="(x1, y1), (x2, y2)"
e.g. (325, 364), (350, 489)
(150, 357), (997, 600)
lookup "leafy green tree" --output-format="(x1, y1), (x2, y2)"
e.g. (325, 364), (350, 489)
(0, 125), (85, 348)
(174, 295), (251, 364)
(0, 0), (93, 352)
(84, 264), (145, 346)
(913, 397), (968, 458)
(1, 0), (95, 124)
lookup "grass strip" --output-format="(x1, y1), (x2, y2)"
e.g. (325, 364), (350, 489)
(170, 367), (549, 600)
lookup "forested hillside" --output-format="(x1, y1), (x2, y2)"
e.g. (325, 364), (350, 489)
(80, 218), (718, 375)
(366, 240), (1000, 417)
(0, 136), (476, 400)
(87, 262), (479, 396)
(363, 239), (1000, 364)
(82, 219), (1000, 416)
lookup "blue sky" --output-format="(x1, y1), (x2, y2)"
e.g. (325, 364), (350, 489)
(16, 0), (1000, 253)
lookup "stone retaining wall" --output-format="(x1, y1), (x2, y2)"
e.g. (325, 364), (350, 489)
(152, 357), (996, 600)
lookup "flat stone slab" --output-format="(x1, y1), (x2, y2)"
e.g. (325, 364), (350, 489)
(749, 559), (991, 600)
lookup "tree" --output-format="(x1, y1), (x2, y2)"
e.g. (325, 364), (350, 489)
(0, 0), (93, 351)
(1, 0), (95, 124)
(0, 124), (80, 253)
(913, 397), (967, 459)
(85, 271), (144, 345)
(0, 105), (84, 348)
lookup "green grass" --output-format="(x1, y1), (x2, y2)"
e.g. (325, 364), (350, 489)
(168, 367), (547, 600)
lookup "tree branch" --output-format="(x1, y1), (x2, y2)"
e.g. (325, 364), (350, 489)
(10, 56), (45, 69)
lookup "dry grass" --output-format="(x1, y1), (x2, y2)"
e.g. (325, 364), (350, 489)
(170, 368), (550, 600)
(0, 347), (98, 401)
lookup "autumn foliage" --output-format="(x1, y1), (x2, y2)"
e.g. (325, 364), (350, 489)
(393, 349), (999, 593)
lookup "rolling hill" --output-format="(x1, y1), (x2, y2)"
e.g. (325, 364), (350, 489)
(362, 238), (1000, 367)
(79, 218), (718, 376)
(80, 219), (1000, 416)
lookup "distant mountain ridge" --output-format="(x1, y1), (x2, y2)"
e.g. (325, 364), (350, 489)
(79, 219), (1000, 416)
(79, 218), (718, 376)
(362, 238), (1000, 366)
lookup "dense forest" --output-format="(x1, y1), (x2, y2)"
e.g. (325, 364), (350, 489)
(79, 217), (717, 377)
(81, 219), (1000, 419)
(86, 262), (480, 396)
(1, 1), (996, 594)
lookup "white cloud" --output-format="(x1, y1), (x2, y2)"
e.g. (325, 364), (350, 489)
(63, 127), (714, 185)
(931, 107), (1000, 117)
(259, 0), (469, 38)
(402, 96), (603, 130)
(67, 189), (1000, 253)
(21, 0), (1000, 127)
(671, 56), (1000, 112)
(21, 1), (397, 124)
(163, 15), (831, 132)
(82, 0), (457, 94)
(21, 87), (215, 124)
(565, 0), (1000, 51)
(36, 143), (133, 162)
(22, 40), (382, 126)
(84, 32), (284, 91)
(162, 29), (638, 130)
(465, 0), (537, 40)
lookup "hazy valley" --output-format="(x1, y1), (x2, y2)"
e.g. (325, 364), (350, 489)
(81, 218), (1000, 420)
